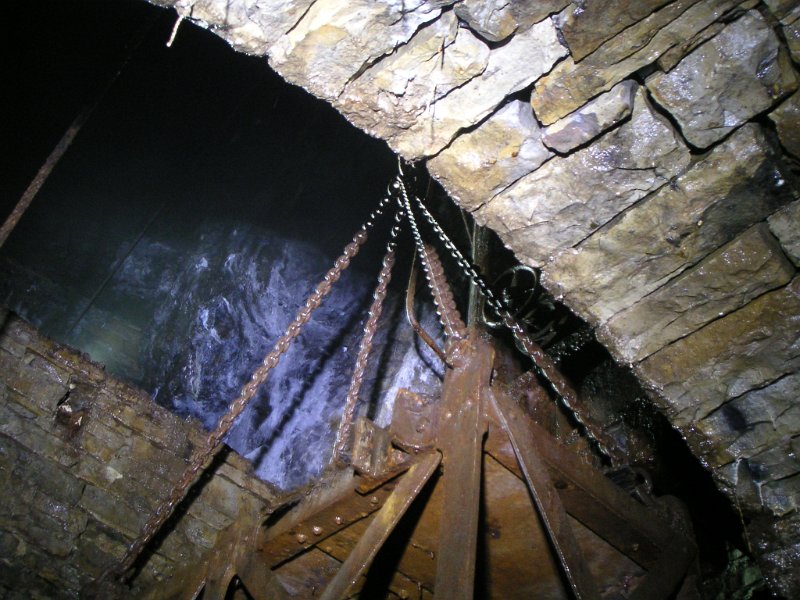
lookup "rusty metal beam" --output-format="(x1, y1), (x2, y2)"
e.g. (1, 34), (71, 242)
(236, 549), (292, 600)
(485, 405), (671, 568)
(261, 470), (401, 568)
(319, 452), (441, 600)
(490, 387), (601, 600)
(434, 336), (494, 600)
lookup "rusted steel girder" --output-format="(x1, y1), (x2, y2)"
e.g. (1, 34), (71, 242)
(433, 334), (493, 600)
(490, 387), (600, 600)
(319, 452), (441, 599)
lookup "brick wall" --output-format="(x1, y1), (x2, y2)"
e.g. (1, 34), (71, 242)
(0, 311), (279, 598)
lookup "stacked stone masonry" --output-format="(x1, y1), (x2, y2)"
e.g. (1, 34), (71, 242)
(64, 0), (800, 595)
(0, 312), (279, 599)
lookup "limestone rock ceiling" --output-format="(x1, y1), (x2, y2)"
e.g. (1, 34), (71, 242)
(150, 0), (800, 594)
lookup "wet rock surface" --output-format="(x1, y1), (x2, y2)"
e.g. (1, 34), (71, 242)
(768, 200), (800, 267)
(380, 16), (567, 158)
(476, 88), (689, 265)
(427, 100), (552, 211)
(268, 0), (451, 100)
(531, 0), (749, 125)
(541, 80), (637, 154)
(12, 0), (800, 594)
(546, 124), (798, 323)
(599, 224), (795, 363)
(454, 0), (568, 42)
(698, 372), (800, 470)
(769, 90), (800, 160)
(637, 277), (800, 429)
(338, 11), (490, 153)
(558, 0), (673, 61)
(647, 11), (798, 149)
(0, 315), (278, 599)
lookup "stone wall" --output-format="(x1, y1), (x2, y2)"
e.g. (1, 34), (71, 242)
(0, 311), (279, 598)
(134, 0), (800, 594)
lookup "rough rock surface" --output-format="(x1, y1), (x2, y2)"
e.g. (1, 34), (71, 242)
(636, 277), (800, 429)
(764, 0), (800, 21)
(786, 22), (800, 62)
(454, 0), (568, 42)
(379, 16), (567, 158)
(531, 0), (754, 125)
(558, 0), (673, 61)
(165, 0), (315, 53)
(475, 88), (689, 265)
(656, 19), (727, 72)
(598, 224), (795, 363)
(427, 100), (552, 211)
(545, 124), (798, 323)
(268, 0), (452, 100)
(761, 0), (800, 63)
(542, 80), (637, 154)
(769, 90), (800, 160)
(338, 12), (490, 151)
(647, 11), (798, 149)
(698, 372), (800, 471)
(768, 200), (800, 266)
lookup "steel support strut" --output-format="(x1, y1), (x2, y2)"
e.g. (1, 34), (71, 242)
(434, 335), (494, 600)
(319, 452), (441, 599)
(491, 387), (601, 600)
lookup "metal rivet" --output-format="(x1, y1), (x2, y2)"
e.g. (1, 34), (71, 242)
(334, 515), (343, 525)
(312, 526), (323, 536)
(369, 496), (379, 505)
(296, 533), (307, 544)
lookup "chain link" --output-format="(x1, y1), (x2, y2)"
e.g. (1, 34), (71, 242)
(403, 181), (624, 465)
(332, 206), (404, 462)
(399, 178), (467, 344)
(98, 194), (395, 586)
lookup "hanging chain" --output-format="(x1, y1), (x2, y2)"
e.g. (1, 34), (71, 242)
(332, 205), (404, 462)
(399, 179), (467, 345)
(399, 176), (624, 466)
(99, 194), (395, 586)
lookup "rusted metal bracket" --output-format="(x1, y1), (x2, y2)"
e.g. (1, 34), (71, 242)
(490, 386), (601, 600)
(319, 452), (441, 599)
(432, 334), (493, 600)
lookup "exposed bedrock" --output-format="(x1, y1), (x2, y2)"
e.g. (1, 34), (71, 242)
(140, 0), (800, 593)
(646, 10), (798, 149)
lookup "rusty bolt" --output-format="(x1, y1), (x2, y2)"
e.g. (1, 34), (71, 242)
(296, 533), (307, 544)
(334, 515), (343, 525)
(312, 526), (323, 536)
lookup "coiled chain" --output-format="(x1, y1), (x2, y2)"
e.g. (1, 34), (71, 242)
(399, 176), (624, 466)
